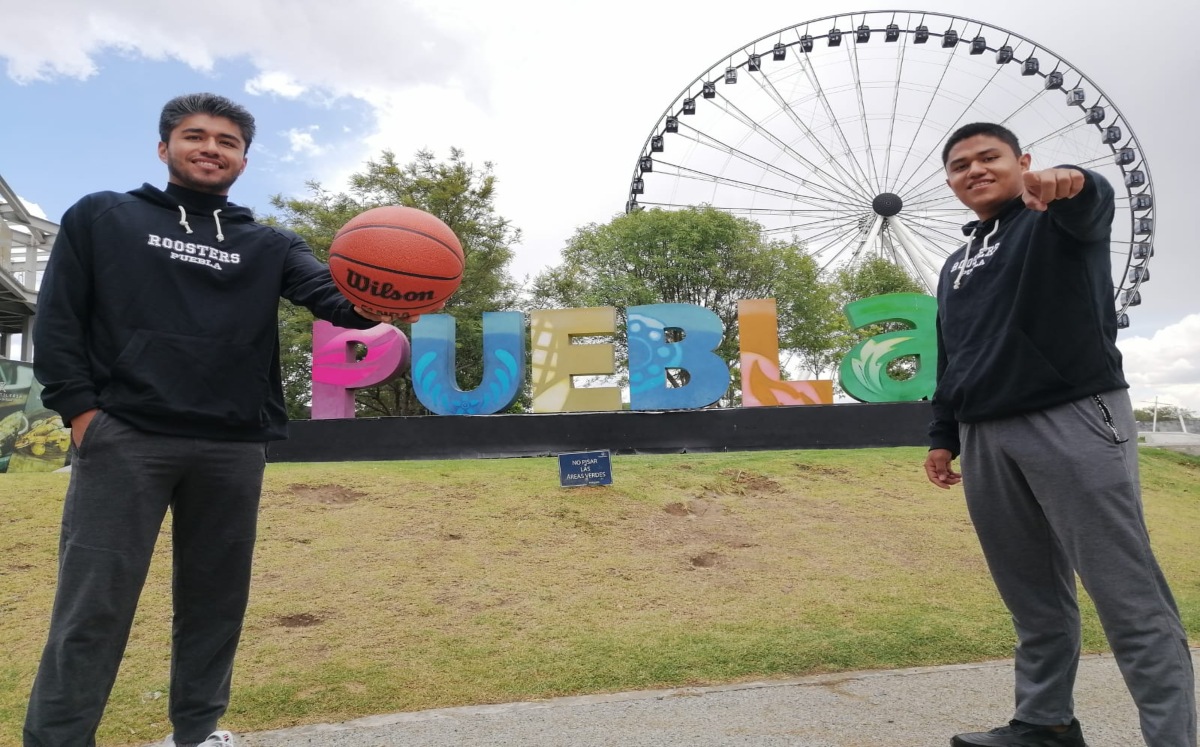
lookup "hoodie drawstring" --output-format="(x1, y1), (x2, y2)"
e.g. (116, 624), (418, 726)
(177, 206), (224, 242)
(954, 219), (1000, 290)
(178, 206), (193, 235)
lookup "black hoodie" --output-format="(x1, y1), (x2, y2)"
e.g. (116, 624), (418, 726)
(928, 168), (1127, 456)
(33, 183), (376, 441)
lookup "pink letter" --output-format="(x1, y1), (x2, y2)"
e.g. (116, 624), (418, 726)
(311, 321), (410, 419)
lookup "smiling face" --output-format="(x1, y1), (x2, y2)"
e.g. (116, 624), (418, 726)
(158, 113), (248, 195)
(945, 134), (1031, 221)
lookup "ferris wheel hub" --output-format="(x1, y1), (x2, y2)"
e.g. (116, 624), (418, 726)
(872, 193), (903, 217)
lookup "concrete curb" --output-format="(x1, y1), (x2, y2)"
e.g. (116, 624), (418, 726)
(229, 649), (1199, 746)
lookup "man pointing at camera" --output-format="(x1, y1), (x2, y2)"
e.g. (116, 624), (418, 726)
(925, 122), (1195, 747)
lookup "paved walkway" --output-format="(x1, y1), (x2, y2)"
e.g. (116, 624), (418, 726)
(232, 650), (1199, 747)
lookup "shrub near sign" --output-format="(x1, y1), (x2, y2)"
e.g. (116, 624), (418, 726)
(312, 293), (939, 417)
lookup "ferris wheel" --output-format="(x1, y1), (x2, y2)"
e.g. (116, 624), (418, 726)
(628, 10), (1154, 328)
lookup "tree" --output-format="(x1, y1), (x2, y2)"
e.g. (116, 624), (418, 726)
(1133, 403), (1196, 423)
(270, 148), (521, 417)
(530, 206), (842, 404)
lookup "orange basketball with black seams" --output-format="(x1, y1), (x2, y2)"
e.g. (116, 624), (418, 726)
(329, 206), (465, 316)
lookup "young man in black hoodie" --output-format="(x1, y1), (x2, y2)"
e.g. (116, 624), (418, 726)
(925, 122), (1195, 747)
(26, 93), (390, 747)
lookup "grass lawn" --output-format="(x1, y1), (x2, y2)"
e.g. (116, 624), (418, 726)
(2, 447), (1197, 746)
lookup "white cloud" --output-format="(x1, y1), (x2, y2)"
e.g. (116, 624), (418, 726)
(245, 71), (306, 99)
(0, 1), (481, 95)
(1117, 314), (1200, 413)
(282, 126), (326, 162)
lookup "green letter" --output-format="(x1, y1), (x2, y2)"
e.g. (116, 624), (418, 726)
(839, 293), (937, 402)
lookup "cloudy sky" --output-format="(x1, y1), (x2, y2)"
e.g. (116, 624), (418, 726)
(1, 0), (1197, 412)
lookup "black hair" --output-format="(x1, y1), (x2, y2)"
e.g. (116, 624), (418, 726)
(941, 123), (1021, 165)
(159, 93), (256, 152)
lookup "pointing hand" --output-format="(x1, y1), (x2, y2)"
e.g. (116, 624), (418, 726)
(1022, 168), (1085, 212)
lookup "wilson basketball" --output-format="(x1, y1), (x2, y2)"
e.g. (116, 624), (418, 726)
(329, 206), (465, 317)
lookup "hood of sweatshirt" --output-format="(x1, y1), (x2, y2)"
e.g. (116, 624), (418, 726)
(129, 183), (256, 244)
(950, 195), (1025, 290)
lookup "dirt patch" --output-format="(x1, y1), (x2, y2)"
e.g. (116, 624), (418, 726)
(663, 498), (723, 518)
(724, 539), (756, 549)
(289, 483), (366, 505)
(793, 463), (852, 477)
(690, 551), (722, 568)
(274, 612), (325, 628)
(719, 469), (782, 493)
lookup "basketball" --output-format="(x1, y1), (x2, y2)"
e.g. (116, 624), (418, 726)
(328, 206), (465, 317)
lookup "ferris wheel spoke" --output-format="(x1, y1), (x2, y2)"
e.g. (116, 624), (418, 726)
(709, 206), (855, 217)
(705, 94), (874, 207)
(906, 214), (971, 230)
(1075, 153), (1119, 170)
(738, 71), (875, 203)
(881, 24), (913, 187)
(884, 220), (942, 292)
(893, 50), (1009, 195)
(903, 215), (969, 246)
(782, 216), (865, 245)
(674, 122), (871, 207)
(791, 44), (880, 198)
(763, 213), (871, 236)
(887, 40), (960, 196)
(847, 23), (884, 193)
(902, 187), (964, 209)
(902, 221), (966, 252)
(812, 225), (871, 269)
(1022, 118), (1094, 151)
(653, 159), (867, 211)
(904, 209), (969, 229)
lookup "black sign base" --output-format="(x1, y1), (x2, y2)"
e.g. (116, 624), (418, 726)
(269, 402), (932, 462)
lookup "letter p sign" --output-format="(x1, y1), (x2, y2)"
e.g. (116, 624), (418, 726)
(311, 321), (410, 419)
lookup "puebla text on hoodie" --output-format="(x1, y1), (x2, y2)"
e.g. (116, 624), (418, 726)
(34, 183), (376, 441)
(928, 168), (1128, 456)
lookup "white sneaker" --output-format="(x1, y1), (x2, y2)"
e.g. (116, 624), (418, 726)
(160, 731), (236, 747)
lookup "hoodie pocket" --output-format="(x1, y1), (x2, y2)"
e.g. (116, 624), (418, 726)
(103, 330), (270, 428)
(944, 328), (1073, 417)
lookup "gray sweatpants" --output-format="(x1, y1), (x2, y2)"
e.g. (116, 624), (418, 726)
(24, 412), (267, 747)
(960, 388), (1196, 746)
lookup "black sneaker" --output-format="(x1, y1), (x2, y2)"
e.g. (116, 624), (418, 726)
(951, 719), (1087, 747)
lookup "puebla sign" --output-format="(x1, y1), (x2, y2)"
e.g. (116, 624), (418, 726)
(311, 293), (937, 418)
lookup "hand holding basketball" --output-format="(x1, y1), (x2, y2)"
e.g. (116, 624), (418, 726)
(330, 206), (465, 319)
(353, 305), (411, 324)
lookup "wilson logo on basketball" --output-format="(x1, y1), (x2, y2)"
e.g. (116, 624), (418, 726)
(344, 268), (436, 303)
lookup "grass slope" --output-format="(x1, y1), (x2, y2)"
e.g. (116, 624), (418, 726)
(1, 447), (1197, 746)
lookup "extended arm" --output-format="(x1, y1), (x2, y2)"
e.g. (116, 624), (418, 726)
(1023, 167), (1115, 242)
(280, 235), (385, 329)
